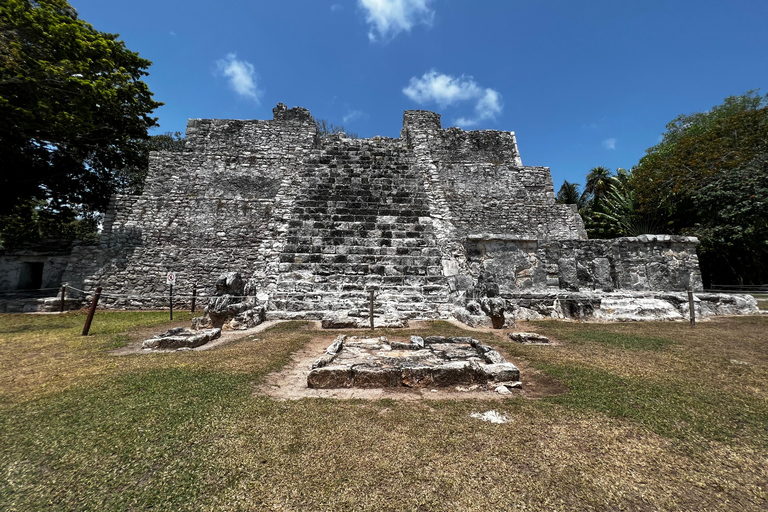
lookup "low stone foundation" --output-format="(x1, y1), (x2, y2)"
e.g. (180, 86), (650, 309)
(456, 291), (760, 327)
(307, 334), (520, 389)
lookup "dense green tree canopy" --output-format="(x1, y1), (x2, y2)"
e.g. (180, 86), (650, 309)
(630, 91), (768, 285)
(0, 0), (162, 219)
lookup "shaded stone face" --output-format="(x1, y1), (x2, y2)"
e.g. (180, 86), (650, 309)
(306, 335), (519, 389)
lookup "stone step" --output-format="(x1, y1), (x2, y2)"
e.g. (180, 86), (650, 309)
(285, 220), (429, 231)
(279, 253), (442, 265)
(276, 262), (444, 276)
(295, 195), (429, 205)
(283, 236), (431, 248)
(293, 207), (429, 218)
(277, 275), (447, 286)
(281, 245), (441, 257)
(269, 297), (448, 315)
(273, 281), (448, 293)
(283, 227), (430, 239)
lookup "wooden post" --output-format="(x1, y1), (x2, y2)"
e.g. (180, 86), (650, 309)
(170, 284), (174, 321)
(369, 289), (374, 330)
(59, 285), (66, 313)
(191, 284), (197, 313)
(688, 290), (696, 326)
(81, 287), (102, 336)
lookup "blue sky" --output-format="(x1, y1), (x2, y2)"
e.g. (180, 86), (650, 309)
(72, 0), (768, 189)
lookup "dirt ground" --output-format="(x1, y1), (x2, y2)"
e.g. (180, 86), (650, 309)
(111, 318), (567, 401)
(255, 319), (567, 401)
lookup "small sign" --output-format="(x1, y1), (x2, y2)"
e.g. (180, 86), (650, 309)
(166, 272), (176, 285)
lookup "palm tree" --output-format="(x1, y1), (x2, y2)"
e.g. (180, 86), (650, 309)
(556, 180), (582, 205)
(581, 166), (612, 206)
(592, 168), (659, 236)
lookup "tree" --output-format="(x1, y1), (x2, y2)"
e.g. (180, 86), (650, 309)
(688, 154), (768, 285)
(580, 166), (612, 206)
(631, 91), (768, 285)
(315, 118), (359, 139)
(0, 132), (185, 248)
(0, 0), (162, 222)
(555, 180), (583, 206)
(591, 168), (658, 237)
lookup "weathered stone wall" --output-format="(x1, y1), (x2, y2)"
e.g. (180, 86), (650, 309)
(402, 109), (587, 241)
(60, 103), (317, 307)
(0, 241), (77, 292)
(465, 235), (703, 294)
(48, 104), (708, 319)
(0, 253), (72, 291)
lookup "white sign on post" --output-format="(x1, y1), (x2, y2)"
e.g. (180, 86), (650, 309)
(166, 272), (176, 285)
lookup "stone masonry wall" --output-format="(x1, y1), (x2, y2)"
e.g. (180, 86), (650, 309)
(402, 110), (587, 241)
(55, 104), (702, 316)
(465, 235), (703, 294)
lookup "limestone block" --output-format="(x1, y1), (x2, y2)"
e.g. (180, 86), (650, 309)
(481, 349), (506, 364)
(142, 328), (221, 350)
(307, 365), (354, 388)
(480, 363), (520, 382)
(508, 332), (550, 344)
(321, 312), (360, 329)
(352, 366), (401, 388)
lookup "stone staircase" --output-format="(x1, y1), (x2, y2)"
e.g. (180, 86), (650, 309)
(270, 137), (452, 319)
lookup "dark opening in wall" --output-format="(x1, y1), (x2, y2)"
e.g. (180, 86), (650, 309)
(18, 262), (44, 290)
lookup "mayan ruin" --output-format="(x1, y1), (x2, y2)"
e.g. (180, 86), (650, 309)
(1, 104), (758, 322)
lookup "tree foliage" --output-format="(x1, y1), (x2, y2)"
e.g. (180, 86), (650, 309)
(0, 132), (185, 248)
(629, 91), (768, 285)
(555, 180), (583, 206)
(0, 0), (162, 219)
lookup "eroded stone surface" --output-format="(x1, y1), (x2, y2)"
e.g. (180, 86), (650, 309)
(306, 335), (519, 389)
(53, 103), (719, 327)
(142, 327), (221, 350)
(508, 332), (550, 344)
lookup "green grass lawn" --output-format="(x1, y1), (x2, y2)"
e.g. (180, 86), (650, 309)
(1, 311), (766, 511)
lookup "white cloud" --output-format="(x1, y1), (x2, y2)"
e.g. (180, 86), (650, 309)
(403, 71), (482, 107)
(216, 53), (261, 102)
(342, 110), (365, 124)
(603, 138), (617, 150)
(403, 70), (503, 127)
(331, 3), (343, 11)
(359, 0), (435, 42)
(476, 88), (503, 120)
(169, 31), (177, 36)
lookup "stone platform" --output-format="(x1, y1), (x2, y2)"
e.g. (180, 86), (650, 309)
(307, 334), (519, 389)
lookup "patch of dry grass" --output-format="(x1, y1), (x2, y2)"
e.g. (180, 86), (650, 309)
(1, 313), (767, 510)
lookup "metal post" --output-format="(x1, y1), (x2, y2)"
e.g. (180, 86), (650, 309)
(81, 287), (102, 336)
(59, 285), (66, 313)
(688, 290), (696, 326)
(191, 284), (197, 313)
(369, 289), (374, 330)
(170, 283), (174, 321)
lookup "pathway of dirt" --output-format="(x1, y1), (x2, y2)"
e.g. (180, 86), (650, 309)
(256, 321), (567, 401)
(110, 317), (567, 400)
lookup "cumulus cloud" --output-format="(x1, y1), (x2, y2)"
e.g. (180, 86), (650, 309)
(602, 138), (617, 150)
(216, 53), (261, 102)
(359, 0), (435, 42)
(403, 70), (503, 127)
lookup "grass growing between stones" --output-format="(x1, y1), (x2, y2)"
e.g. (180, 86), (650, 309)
(1, 313), (767, 510)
